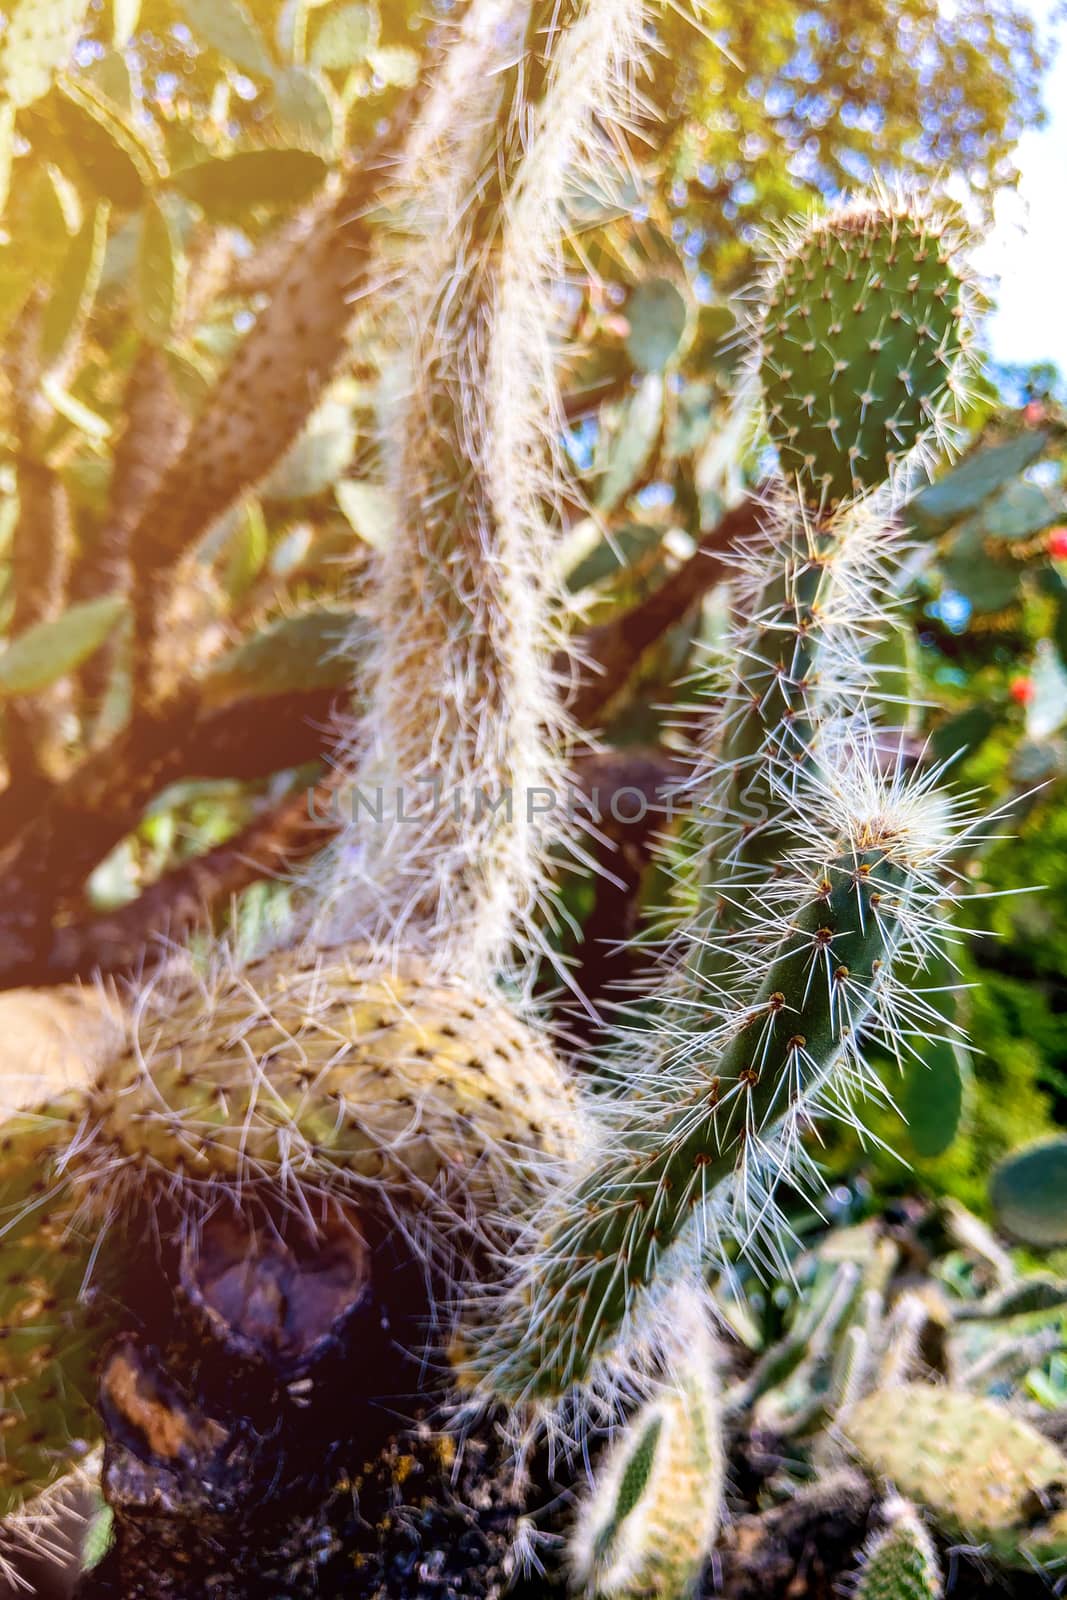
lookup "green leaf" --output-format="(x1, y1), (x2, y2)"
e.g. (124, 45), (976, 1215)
(110, 0), (141, 47)
(40, 200), (109, 367)
(902, 1037), (972, 1159)
(940, 523), (1021, 614)
(0, 596), (126, 698)
(262, 399), (356, 499)
(565, 521), (663, 592)
(365, 45), (418, 86)
(171, 147), (329, 221)
(180, 0), (275, 77)
(310, 3), (378, 68)
(625, 278), (689, 375)
(594, 375), (664, 513)
(201, 608), (362, 704)
(979, 479), (1062, 543)
(136, 196), (184, 343)
(929, 703), (999, 768)
(335, 479), (393, 548)
(85, 48), (135, 115)
(9, 160), (81, 259)
(991, 1137), (1067, 1249)
(908, 430), (1050, 537)
(272, 65), (338, 153)
(0, 0), (91, 108)
(53, 79), (161, 208)
(40, 373), (111, 438)
(223, 498), (268, 599)
(0, 102), (16, 216)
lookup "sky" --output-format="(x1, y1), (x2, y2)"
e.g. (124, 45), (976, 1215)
(975, 3), (1067, 379)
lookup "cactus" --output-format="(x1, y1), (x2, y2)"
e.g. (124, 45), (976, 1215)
(759, 197), (971, 507)
(854, 1497), (942, 1600)
(990, 1135), (1067, 1249)
(0, 1101), (103, 1541)
(89, 945), (580, 1231)
(843, 1382), (1067, 1568)
(308, 0), (646, 979)
(458, 194), (979, 1403)
(569, 1291), (722, 1599)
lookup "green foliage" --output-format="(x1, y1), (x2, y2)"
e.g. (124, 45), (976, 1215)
(991, 1137), (1067, 1248)
(0, 597), (126, 698)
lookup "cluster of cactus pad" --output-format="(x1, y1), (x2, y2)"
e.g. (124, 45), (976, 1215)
(4, 0), (1063, 1595)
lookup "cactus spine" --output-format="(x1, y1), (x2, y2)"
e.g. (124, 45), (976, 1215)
(569, 1292), (722, 1599)
(855, 1498), (942, 1600)
(843, 1382), (1067, 1568)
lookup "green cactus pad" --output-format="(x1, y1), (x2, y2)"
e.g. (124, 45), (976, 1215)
(856, 1499), (942, 1600)
(990, 1135), (1067, 1249)
(760, 204), (969, 505)
(570, 1303), (721, 1598)
(91, 946), (580, 1211)
(844, 1383), (1067, 1569)
(0, 1098), (104, 1523)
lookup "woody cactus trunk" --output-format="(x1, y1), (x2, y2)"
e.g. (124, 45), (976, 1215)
(0, 0), (997, 1595)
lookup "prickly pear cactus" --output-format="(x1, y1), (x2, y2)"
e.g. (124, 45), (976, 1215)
(93, 945), (580, 1209)
(854, 1498), (942, 1600)
(843, 1382), (1067, 1568)
(760, 200), (971, 505)
(570, 1296), (722, 1598)
(0, 1100), (102, 1526)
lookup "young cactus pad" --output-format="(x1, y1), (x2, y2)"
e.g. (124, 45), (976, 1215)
(569, 1295), (722, 1598)
(89, 945), (580, 1221)
(855, 1498), (942, 1600)
(0, 1100), (102, 1525)
(759, 201), (971, 505)
(843, 1382), (1067, 1568)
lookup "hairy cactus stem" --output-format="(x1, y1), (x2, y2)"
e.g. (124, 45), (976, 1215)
(466, 776), (962, 1402)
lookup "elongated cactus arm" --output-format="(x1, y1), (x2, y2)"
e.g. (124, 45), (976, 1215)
(309, 0), (647, 981)
(465, 781), (955, 1400)
(569, 1288), (722, 1598)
